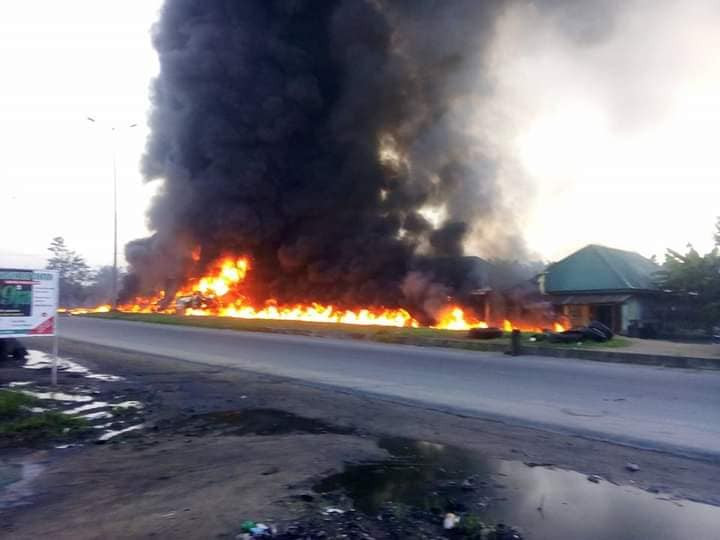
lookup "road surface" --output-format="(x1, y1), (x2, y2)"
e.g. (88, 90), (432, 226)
(57, 316), (720, 458)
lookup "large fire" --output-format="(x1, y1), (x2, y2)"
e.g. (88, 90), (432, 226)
(64, 255), (566, 332)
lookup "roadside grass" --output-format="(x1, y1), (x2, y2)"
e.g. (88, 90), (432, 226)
(81, 311), (630, 351)
(535, 336), (632, 350)
(0, 390), (88, 441)
(0, 390), (36, 417)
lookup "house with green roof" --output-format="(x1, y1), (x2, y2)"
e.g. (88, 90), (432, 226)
(540, 244), (662, 334)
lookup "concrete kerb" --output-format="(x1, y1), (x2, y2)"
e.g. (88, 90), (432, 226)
(523, 345), (720, 370)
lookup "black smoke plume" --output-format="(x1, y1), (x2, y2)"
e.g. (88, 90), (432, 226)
(123, 0), (529, 319)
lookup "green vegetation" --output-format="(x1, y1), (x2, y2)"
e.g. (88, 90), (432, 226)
(0, 390), (87, 441)
(82, 311), (630, 352)
(534, 336), (632, 349)
(0, 390), (36, 417)
(0, 411), (87, 437)
(456, 513), (487, 539)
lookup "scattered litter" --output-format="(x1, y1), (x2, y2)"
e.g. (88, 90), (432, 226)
(161, 511), (177, 518)
(461, 478), (475, 491)
(322, 507), (345, 515)
(250, 523), (271, 536)
(240, 395), (248, 399)
(241, 521), (257, 532)
(587, 475), (602, 484)
(626, 462), (640, 472)
(443, 512), (461, 530)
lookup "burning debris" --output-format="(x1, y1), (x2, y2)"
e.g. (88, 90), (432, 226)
(70, 253), (565, 332)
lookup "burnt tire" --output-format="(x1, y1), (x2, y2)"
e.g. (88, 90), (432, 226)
(548, 330), (585, 343)
(581, 327), (608, 342)
(589, 320), (614, 340)
(468, 327), (503, 340)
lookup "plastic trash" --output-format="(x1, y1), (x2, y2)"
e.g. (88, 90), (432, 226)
(241, 521), (256, 532)
(322, 507), (345, 515)
(625, 462), (640, 472)
(443, 512), (461, 529)
(250, 523), (270, 536)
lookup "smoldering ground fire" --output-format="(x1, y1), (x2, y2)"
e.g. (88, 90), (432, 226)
(119, 0), (546, 328)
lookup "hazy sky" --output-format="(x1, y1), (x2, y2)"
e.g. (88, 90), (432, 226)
(0, 1), (162, 269)
(1, 0), (719, 270)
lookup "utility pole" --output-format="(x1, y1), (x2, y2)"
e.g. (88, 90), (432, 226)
(87, 117), (137, 310)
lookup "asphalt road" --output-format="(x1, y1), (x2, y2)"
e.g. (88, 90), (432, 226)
(56, 316), (720, 458)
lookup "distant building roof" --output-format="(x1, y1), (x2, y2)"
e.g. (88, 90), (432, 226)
(544, 244), (660, 294)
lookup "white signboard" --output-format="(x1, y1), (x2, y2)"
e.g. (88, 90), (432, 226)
(0, 269), (59, 338)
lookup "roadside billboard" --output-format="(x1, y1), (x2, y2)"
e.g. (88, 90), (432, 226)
(0, 269), (59, 338)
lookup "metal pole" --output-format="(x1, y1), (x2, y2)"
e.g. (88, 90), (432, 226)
(52, 277), (60, 386)
(111, 127), (118, 311)
(51, 329), (59, 386)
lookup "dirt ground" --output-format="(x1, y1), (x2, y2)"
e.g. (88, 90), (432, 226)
(1, 339), (719, 539)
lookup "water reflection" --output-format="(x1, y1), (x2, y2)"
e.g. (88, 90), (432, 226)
(315, 438), (720, 540)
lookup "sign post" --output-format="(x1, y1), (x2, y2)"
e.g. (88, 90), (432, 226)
(0, 269), (60, 384)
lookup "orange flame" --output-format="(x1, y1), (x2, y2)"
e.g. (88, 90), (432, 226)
(59, 304), (112, 315)
(118, 256), (419, 328)
(62, 254), (567, 333)
(433, 306), (488, 330)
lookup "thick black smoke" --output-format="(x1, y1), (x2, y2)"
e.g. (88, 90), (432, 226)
(124, 0), (529, 317)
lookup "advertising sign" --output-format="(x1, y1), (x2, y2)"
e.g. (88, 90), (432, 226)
(0, 269), (59, 337)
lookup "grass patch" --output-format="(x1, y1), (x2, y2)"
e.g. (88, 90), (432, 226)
(0, 411), (87, 437)
(0, 390), (88, 442)
(0, 389), (37, 417)
(81, 312), (630, 351)
(535, 336), (632, 350)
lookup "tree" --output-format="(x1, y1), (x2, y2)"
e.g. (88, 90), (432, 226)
(47, 237), (93, 306)
(658, 244), (720, 330)
(85, 265), (121, 306)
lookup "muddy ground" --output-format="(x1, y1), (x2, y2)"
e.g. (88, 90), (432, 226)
(1, 339), (719, 539)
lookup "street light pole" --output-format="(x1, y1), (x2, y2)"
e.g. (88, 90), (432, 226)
(87, 117), (137, 310)
(111, 127), (118, 310)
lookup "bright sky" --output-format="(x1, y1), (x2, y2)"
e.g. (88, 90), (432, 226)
(0, 1), (162, 269)
(1, 1), (718, 270)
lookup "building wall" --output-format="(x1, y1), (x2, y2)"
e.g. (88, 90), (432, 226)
(561, 304), (591, 328)
(621, 297), (644, 333)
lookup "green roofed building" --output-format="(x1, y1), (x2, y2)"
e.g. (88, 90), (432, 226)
(540, 244), (662, 334)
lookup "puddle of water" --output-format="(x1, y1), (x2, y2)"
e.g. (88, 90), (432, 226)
(314, 438), (720, 540)
(80, 411), (113, 421)
(196, 408), (353, 436)
(112, 401), (143, 409)
(0, 457), (44, 509)
(98, 423), (144, 442)
(64, 402), (111, 414)
(20, 390), (93, 402)
(23, 350), (124, 382)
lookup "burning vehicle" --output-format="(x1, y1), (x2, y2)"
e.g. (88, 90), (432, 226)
(174, 293), (218, 315)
